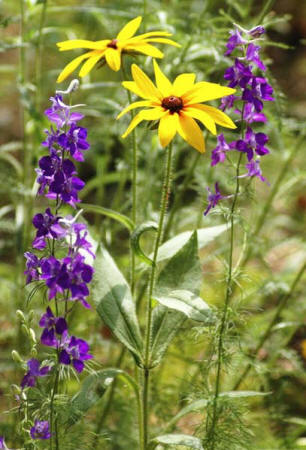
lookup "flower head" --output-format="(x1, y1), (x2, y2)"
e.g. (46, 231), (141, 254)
(118, 61), (236, 152)
(211, 134), (234, 166)
(59, 331), (93, 372)
(21, 359), (51, 389)
(234, 126), (269, 161)
(204, 183), (226, 216)
(30, 420), (51, 440)
(56, 16), (180, 81)
(239, 159), (269, 183)
(39, 307), (68, 347)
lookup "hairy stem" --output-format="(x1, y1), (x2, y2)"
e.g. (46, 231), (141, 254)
(233, 261), (306, 390)
(142, 142), (173, 449)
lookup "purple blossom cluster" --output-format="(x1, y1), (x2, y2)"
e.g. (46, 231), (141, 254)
(205, 25), (273, 214)
(19, 92), (95, 441)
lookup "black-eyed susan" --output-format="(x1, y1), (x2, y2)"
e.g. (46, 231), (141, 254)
(56, 16), (179, 83)
(118, 61), (237, 153)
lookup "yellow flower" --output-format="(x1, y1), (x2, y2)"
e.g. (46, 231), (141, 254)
(56, 16), (180, 83)
(118, 61), (237, 153)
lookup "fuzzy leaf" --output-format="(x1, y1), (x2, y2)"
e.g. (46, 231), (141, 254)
(131, 221), (158, 266)
(67, 368), (138, 426)
(149, 434), (204, 449)
(93, 247), (143, 364)
(80, 203), (134, 232)
(154, 290), (213, 323)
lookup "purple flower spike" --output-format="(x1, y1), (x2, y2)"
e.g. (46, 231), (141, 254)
(242, 76), (274, 112)
(204, 183), (226, 216)
(59, 332), (93, 373)
(30, 420), (51, 440)
(211, 134), (234, 166)
(246, 43), (266, 71)
(225, 28), (247, 56)
(58, 123), (90, 162)
(224, 59), (253, 88)
(21, 359), (51, 389)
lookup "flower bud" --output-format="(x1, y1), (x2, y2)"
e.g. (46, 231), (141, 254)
(29, 328), (37, 344)
(16, 309), (25, 322)
(11, 350), (23, 363)
(30, 347), (38, 357)
(11, 384), (22, 395)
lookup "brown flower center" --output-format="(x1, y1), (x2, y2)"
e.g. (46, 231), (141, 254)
(162, 96), (183, 114)
(107, 39), (118, 49)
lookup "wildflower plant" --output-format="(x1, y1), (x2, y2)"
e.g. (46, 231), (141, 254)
(1, 3), (305, 450)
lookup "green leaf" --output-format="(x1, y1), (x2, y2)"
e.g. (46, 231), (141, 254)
(154, 290), (213, 323)
(93, 247), (143, 364)
(149, 434), (204, 449)
(80, 203), (134, 232)
(67, 368), (138, 426)
(131, 221), (158, 266)
(150, 231), (204, 366)
(155, 224), (228, 263)
(219, 391), (271, 399)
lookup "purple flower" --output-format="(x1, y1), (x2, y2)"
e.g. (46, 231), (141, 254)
(45, 94), (84, 129)
(0, 437), (8, 449)
(239, 159), (269, 183)
(30, 420), (51, 440)
(58, 123), (90, 162)
(234, 127), (269, 161)
(62, 253), (94, 308)
(235, 103), (267, 124)
(21, 359), (51, 389)
(242, 76), (274, 112)
(40, 256), (70, 299)
(24, 252), (40, 284)
(59, 331), (92, 373)
(39, 307), (67, 347)
(248, 26), (265, 38)
(211, 134), (233, 166)
(204, 183), (226, 216)
(220, 94), (237, 111)
(32, 208), (66, 250)
(224, 59), (253, 88)
(225, 28), (247, 56)
(246, 43), (266, 71)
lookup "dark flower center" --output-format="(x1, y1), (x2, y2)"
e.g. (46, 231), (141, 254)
(162, 96), (183, 113)
(107, 39), (118, 49)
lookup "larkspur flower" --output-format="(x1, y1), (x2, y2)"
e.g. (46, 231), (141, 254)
(246, 43), (266, 71)
(21, 359), (51, 389)
(239, 159), (269, 183)
(234, 126), (269, 161)
(24, 252), (40, 284)
(0, 437), (7, 449)
(220, 94), (237, 111)
(45, 94), (84, 128)
(225, 28), (247, 56)
(234, 103), (267, 124)
(56, 16), (180, 81)
(242, 76), (274, 112)
(59, 331), (93, 373)
(204, 183), (226, 216)
(58, 123), (90, 162)
(118, 60), (236, 152)
(248, 25), (265, 38)
(30, 420), (51, 440)
(39, 307), (67, 347)
(211, 134), (234, 166)
(32, 208), (66, 250)
(224, 59), (253, 88)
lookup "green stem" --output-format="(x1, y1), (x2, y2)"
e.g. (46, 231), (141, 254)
(50, 367), (60, 450)
(142, 142), (173, 449)
(121, 61), (138, 294)
(233, 261), (306, 390)
(35, 0), (48, 111)
(256, 0), (276, 25)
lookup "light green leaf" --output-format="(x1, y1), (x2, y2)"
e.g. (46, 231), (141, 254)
(93, 247), (143, 364)
(155, 224), (228, 263)
(131, 221), (158, 266)
(154, 290), (213, 323)
(149, 434), (204, 449)
(219, 391), (271, 399)
(67, 368), (138, 426)
(80, 203), (134, 232)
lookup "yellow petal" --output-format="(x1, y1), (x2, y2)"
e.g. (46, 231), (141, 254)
(173, 73), (196, 96)
(132, 31), (173, 40)
(184, 107), (216, 135)
(122, 81), (149, 99)
(116, 16), (142, 41)
(177, 113), (205, 153)
(78, 51), (105, 77)
(105, 48), (121, 71)
(57, 39), (109, 51)
(192, 104), (236, 129)
(144, 38), (181, 48)
(153, 60), (173, 97)
(158, 113), (178, 147)
(183, 82), (236, 104)
(126, 42), (164, 58)
(116, 100), (153, 119)
(131, 64), (162, 100)
(56, 51), (94, 83)
(121, 108), (165, 138)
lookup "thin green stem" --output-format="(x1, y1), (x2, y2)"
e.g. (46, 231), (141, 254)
(233, 261), (305, 390)
(256, 0), (276, 25)
(121, 61), (138, 294)
(50, 367), (60, 450)
(141, 142), (173, 449)
(35, 0), (48, 111)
